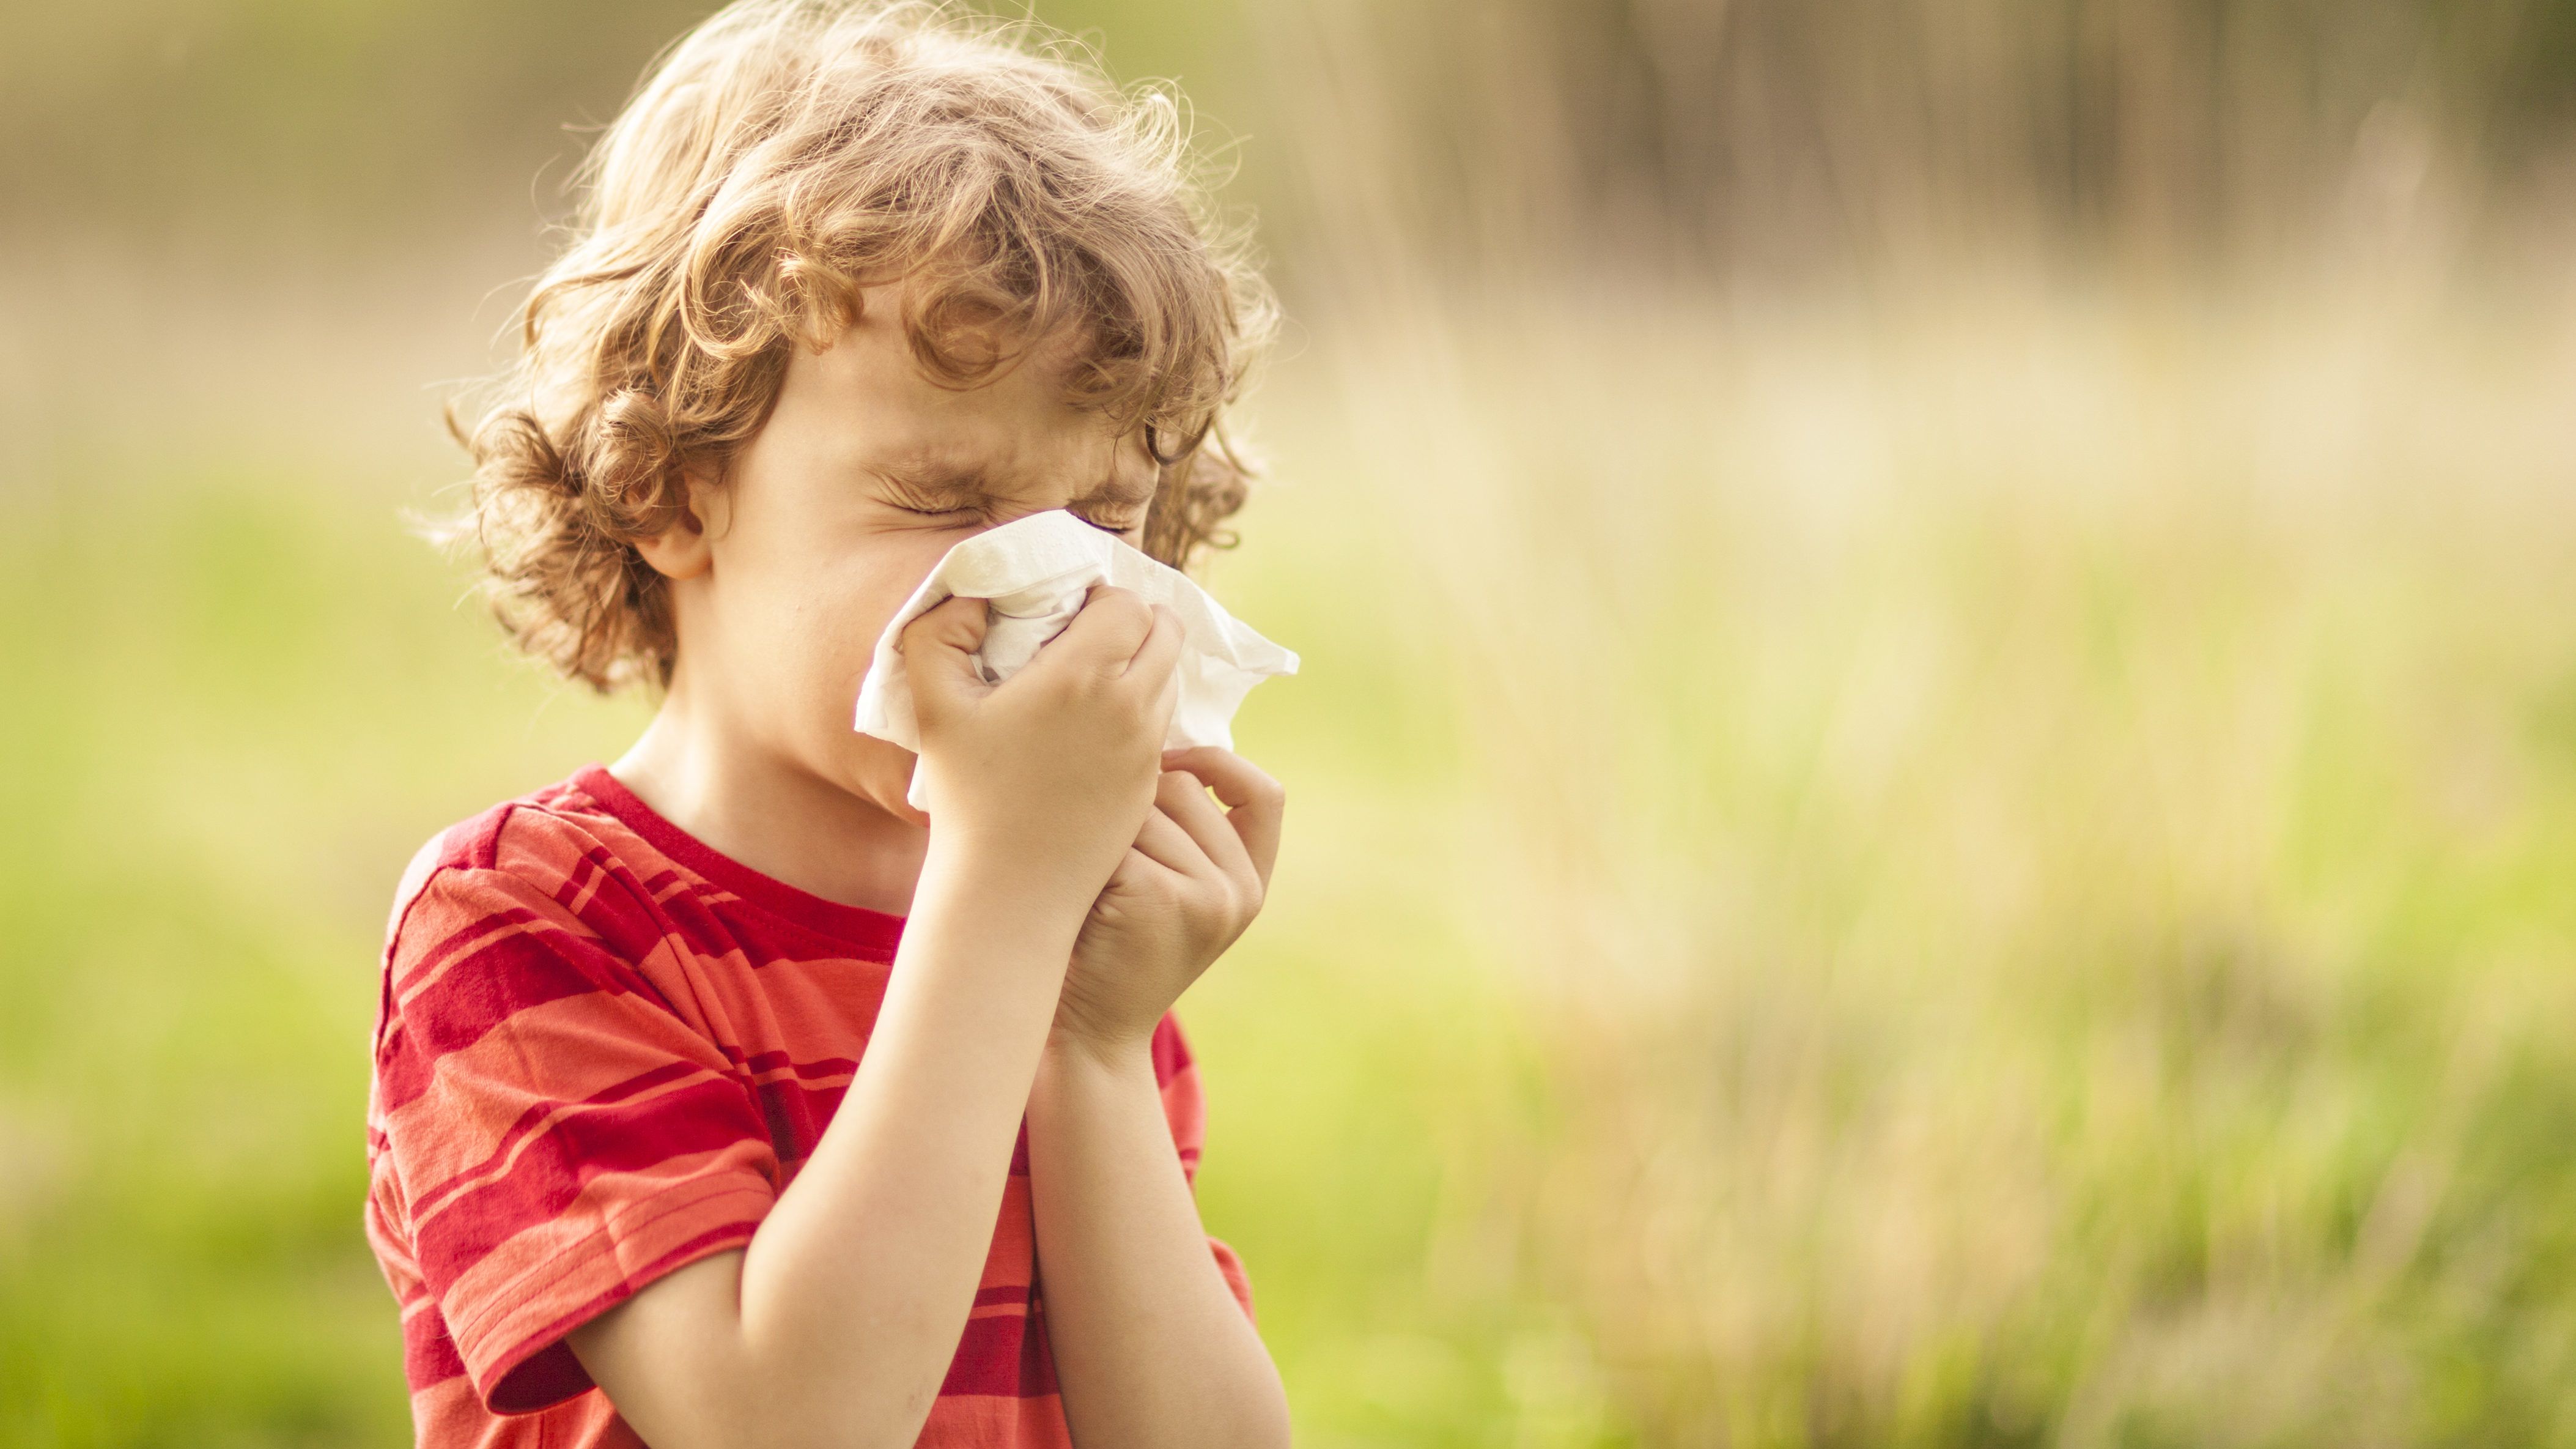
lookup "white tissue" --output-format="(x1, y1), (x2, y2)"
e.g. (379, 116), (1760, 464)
(853, 509), (1299, 810)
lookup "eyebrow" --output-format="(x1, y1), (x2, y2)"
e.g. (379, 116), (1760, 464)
(874, 466), (992, 505)
(1080, 473), (1159, 509)
(875, 458), (1156, 509)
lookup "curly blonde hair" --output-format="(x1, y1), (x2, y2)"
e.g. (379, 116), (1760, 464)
(444, 0), (1276, 692)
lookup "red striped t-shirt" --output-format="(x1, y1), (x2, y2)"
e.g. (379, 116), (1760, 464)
(363, 763), (1252, 1448)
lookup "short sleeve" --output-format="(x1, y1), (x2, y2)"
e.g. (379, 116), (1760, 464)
(373, 862), (778, 1414)
(1149, 1014), (1256, 1323)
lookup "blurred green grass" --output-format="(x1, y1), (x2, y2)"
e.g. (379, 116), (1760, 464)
(1302, 278), (2576, 1446)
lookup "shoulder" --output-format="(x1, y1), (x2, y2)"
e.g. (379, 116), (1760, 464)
(375, 777), (671, 1046)
(371, 778), (697, 1085)
(383, 776), (637, 958)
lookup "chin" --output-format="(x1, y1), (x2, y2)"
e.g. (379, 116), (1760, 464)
(838, 736), (929, 828)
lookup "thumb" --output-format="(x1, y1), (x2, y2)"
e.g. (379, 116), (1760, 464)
(899, 594), (991, 728)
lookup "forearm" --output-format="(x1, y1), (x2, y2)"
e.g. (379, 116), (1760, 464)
(574, 839), (1093, 1449)
(740, 846), (1080, 1408)
(1025, 1034), (1291, 1449)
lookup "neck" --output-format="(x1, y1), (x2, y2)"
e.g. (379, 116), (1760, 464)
(608, 671), (928, 919)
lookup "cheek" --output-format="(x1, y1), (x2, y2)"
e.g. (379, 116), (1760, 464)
(799, 535), (958, 818)
(843, 529), (972, 648)
(745, 528), (967, 709)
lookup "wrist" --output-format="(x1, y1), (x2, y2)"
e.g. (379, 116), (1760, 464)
(898, 839), (1099, 993)
(918, 827), (1102, 915)
(1042, 1023), (1157, 1077)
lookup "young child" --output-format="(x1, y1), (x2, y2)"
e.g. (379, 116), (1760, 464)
(363, 4), (1292, 1446)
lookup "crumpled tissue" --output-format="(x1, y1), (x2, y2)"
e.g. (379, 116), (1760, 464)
(853, 508), (1299, 809)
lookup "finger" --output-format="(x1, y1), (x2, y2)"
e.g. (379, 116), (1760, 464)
(1129, 799), (1209, 876)
(1159, 747), (1285, 888)
(1028, 584), (1154, 680)
(1107, 838), (1185, 894)
(1129, 604), (1183, 742)
(899, 595), (991, 718)
(899, 591), (987, 658)
(1126, 601), (1183, 681)
(1151, 766), (1253, 884)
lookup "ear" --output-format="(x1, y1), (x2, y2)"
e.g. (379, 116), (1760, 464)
(633, 467), (727, 581)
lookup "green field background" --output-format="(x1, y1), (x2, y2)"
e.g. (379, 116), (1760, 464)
(9, 2), (2576, 1445)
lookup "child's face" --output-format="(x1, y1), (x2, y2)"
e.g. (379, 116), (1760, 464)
(644, 283), (1160, 824)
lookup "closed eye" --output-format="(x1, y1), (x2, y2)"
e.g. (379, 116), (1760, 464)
(889, 502), (981, 522)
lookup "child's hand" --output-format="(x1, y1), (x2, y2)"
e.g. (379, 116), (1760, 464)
(903, 585), (1184, 897)
(1052, 746), (1285, 1059)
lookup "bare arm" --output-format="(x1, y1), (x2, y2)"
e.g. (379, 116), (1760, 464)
(1027, 1036), (1290, 1448)
(564, 590), (1184, 1449)
(1029, 750), (1293, 1448)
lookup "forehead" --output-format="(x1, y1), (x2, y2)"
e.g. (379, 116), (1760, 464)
(784, 290), (1149, 498)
